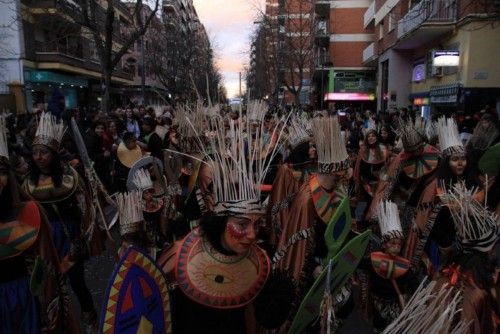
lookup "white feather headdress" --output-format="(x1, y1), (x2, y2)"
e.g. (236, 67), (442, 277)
(376, 200), (404, 243)
(439, 182), (498, 252)
(132, 168), (154, 191)
(436, 116), (464, 156)
(0, 114), (8, 160)
(397, 117), (427, 152)
(288, 115), (311, 149)
(189, 102), (287, 216)
(116, 191), (144, 235)
(311, 116), (349, 173)
(383, 279), (469, 334)
(247, 100), (268, 124)
(33, 112), (65, 151)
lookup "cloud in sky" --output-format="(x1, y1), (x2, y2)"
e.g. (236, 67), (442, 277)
(193, 0), (266, 98)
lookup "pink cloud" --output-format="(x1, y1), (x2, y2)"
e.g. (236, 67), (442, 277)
(193, 0), (266, 97)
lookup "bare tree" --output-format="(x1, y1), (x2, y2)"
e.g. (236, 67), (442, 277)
(58, 0), (160, 112)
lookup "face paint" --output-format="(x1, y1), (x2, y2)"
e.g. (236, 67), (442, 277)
(227, 221), (248, 240)
(223, 215), (263, 255)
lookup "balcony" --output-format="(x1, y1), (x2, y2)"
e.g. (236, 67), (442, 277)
(363, 1), (375, 28)
(396, 0), (456, 49)
(315, 0), (330, 17)
(315, 20), (330, 47)
(362, 42), (377, 65)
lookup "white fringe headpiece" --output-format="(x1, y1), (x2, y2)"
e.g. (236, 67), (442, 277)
(188, 102), (287, 216)
(247, 100), (268, 123)
(383, 279), (469, 334)
(311, 116), (349, 173)
(439, 182), (499, 252)
(0, 114), (8, 160)
(288, 115), (311, 149)
(397, 117), (427, 152)
(116, 191), (144, 235)
(376, 201), (404, 243)
(132, 168), (154, 192)
(33, 112), (65, 151)
(436, 116), (464, 156)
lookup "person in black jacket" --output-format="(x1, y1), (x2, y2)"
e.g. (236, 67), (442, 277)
(85, 120), (111, 186)
(140, 117), (163, 159)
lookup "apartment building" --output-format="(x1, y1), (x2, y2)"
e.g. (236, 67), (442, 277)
(314, 0), (376, 111)
(366, 0), (500, 115)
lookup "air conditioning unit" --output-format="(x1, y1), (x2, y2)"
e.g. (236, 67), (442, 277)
(432, 66), (443, 77)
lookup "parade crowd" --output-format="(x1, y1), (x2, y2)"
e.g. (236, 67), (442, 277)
(0, 100), (499, 334)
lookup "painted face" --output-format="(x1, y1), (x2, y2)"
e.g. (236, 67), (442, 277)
(32, 145), (53, 172)
(308, 141), (317, 160)
(142, 188), (154, 202)
(94, 124), (105, 137)
(384, 238), (402, 256)
(223, 214), (263, 255)
(448, 153), (467, 176)
(367, 132), (377, 145)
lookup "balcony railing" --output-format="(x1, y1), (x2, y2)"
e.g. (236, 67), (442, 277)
(362, 42), (376, 63)
(363, 1), (375, 28)
(397, 0), (457, 39)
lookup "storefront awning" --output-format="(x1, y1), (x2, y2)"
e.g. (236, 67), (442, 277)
(430, 83), (461, 104)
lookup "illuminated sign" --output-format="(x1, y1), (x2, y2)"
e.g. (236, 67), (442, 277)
(412, 63), (426, 82)
(433, 50), (460, 67)
(324, 93), (376, 101)
(413, 97), (429, 105)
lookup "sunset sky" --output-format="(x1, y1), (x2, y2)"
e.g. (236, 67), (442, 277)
(192, 0), (265, 98)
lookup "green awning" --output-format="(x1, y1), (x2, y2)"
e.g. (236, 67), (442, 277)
(24, 70), (88, 87)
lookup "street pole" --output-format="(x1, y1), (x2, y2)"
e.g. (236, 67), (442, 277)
(239, 71), (242, 97)
(141, 35), (146, 105)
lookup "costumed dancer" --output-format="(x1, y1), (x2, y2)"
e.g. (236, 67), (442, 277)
(0, 115), (79, 333)
(434, 182), (499, 334)
(272, 116), (354, 331)
(99, 191), (172, 334)
(113, 131), (143, 192)
(360, 201), (414, 333)
(417, 117), (485, 271)
(157, 106), (285, 333)
(366, 117), (440, 272)
(130, 168), (166, 256)
(22, 112), (102, 330)
(353, 129), (389, 224)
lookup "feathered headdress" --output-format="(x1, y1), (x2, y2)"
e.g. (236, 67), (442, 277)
(376, 201), (404, 243)
(190, 101), (286, 216)
(436, 116), (464, 156)
(132, 168), (154, 192)
(33, 112), (65, 151)
(311, 116), (349, 173)
(116, 191), (144, 235)
(397, 117), (427, 152)
(247, 100), (268, 124)
(287, 115), (311, 149)
(383, 279), (469, 334)
(439, 182), (499, 252)
(0, 114), (8, 161)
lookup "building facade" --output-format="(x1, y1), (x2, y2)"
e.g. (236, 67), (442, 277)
(367, 0), (500, 115)
(315, 0), (376, 111)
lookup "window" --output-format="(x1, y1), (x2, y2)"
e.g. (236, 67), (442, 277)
(378, 20), (384, 40)
(388, 13), (394, 32)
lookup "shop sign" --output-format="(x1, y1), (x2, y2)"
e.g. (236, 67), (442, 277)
(412, 63), (426, 82)
(324, 92), (375, 101)
(413, 97), (429, 105)
(433, 50), (460, 67)
(333, 71), (375, 94)
(25, 70), (88, 87)
(430, 95), (458, 104)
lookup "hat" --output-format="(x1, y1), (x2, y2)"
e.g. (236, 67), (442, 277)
(132, 168), (154, 192)
(311, 116), (349, 173)
(194, 101), (286, 216)
(33, 112), (65, 151)
(287, 115), (311, 150)
(116, 191), (144, 235)
(397, 117), (426, 152)
(376, 201), (404, 243)
(435, 117), (464, 156)
(247, 100), (268, 124)
(439, 182), (499, 253)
